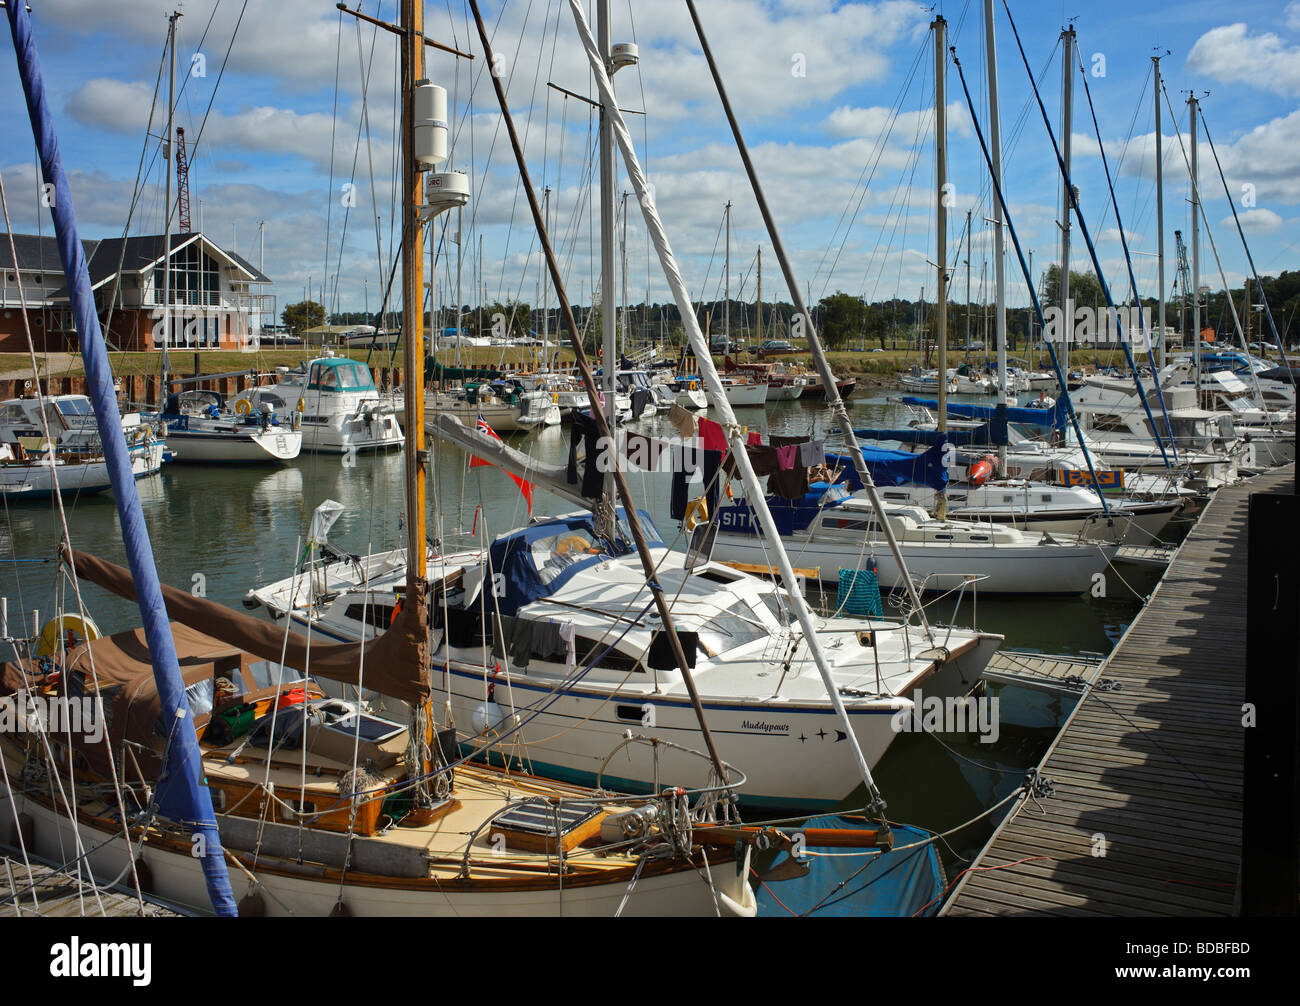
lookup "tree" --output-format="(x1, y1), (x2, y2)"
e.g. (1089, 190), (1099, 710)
(282, 300), (325, 333)
(818, 292), (868, 350)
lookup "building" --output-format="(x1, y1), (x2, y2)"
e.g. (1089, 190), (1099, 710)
(0, 231), (272, 353)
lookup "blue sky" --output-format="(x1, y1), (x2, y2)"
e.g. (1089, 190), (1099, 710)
(2, 0), (1298, 327)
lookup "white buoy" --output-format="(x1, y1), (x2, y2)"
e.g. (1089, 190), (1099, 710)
(413, 80), (448, 167)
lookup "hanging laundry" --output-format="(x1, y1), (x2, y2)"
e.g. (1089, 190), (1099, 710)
(558, 620), (576, 674)
(670, 442), (702, 519)
(800, 440), (826, 467)
(747, 430), (763, 446)
(775, 444), (799, 470)
(623, 431), (670, 471)
(566, 412), (604, 499)
(630, 388), (652, 420)
(697, 415), (728, 454)
(667, 403), (697, 439)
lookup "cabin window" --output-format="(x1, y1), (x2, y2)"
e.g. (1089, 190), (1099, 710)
(575, 635), (643, 673)
(1039, 495), (1053, 503)
(344, 601), (396, 629)
(934, 533), (954, 541)
(831, 518), (882, 534)
(970, 535), (989, 542)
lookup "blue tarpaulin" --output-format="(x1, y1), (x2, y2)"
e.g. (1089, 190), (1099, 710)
(829, 440), (948, 492)
(901, 396), (1065, 430)
(756, 820), (946, 917)
(7, 1), (236, 914)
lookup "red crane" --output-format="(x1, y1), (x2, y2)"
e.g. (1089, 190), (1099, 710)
(175, 126), (192, 233)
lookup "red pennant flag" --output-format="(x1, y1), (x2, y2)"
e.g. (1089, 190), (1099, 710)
(469, 415), (533, 515)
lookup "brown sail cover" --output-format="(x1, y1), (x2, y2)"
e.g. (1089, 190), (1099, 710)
(65, 547), (430, 704)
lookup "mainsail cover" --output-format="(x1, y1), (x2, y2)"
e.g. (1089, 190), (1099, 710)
(66, 548), (431, 705)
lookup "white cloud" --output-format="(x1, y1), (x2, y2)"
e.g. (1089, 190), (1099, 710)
(1223, 208), (1283, 233)
(1186, 23), (1300, 97)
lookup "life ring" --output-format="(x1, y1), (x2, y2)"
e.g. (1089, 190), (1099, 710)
(555, 534), (590, 555)
(968, 453), (998, 488)
(36, 613), (101, 658)
(235, 398), (252, 415)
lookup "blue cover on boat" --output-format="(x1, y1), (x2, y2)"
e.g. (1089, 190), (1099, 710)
(855, 425), (998, 447)
(756, 820), (945, 917)
(488, 508), (661, 616)
(7, 3), (236, 915)
(829, 440), (948, 492)
(716, 492), (844, 536)
(901, 396), (1063, 431)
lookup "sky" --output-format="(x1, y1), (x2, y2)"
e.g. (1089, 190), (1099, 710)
(1, 0), (1298, 330)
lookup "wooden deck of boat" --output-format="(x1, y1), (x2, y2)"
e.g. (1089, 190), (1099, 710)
(943, 465), (1294, 917)
(0, 850), (180, 917)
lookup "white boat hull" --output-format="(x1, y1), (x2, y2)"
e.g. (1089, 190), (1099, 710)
(165, 428), (302, 463)
(712, 530), (1113, 596)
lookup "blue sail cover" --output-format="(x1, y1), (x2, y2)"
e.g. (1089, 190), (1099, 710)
(857, 425), (1000, 447)
(489, 508), (662, 616)
(901, 396), (1064, 430)
(830, 441), (948, 492)
(756, 820), (946, 917)
(7, 4), (236, 915)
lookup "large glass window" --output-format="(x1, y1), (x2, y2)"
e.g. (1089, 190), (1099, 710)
(166, 242), (219, 308)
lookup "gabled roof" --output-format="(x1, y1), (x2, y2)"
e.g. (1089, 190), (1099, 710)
(0, 230), (272, 288)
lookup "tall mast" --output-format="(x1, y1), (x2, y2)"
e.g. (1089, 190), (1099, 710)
(724, 199), (731, 352)
(933, 15), (948, 517)
(1059, 25), (1075, 379)
(161, 9), (180, 386)
(542, 188), (550, 364)
(400, 0), (426, 589)
(598, 0), (617, 530)
(756, 245), (762, 343)
(1154, 53), (1167, 371)
(1189, 92), (1201, 400)
(620, 189), (629, 358)
(984, 0), (1008, 477)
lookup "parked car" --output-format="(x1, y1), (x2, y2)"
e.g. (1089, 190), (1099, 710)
(758, 339), (796, 354)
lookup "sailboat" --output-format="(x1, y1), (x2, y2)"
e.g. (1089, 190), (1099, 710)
(1, 2), (759, 917)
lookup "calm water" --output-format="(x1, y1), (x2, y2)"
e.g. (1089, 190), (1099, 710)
(0, 393), (1160, 869)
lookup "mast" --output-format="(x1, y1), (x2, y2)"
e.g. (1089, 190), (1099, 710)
(542, 187), (550, 365)
(724, 199), (731, 354)
(1154, 53), (1167, 371)
(1059, 25), (1075, 379)
(399, 0), (431, 809)
(933, 15), (948, 517)
(756, 245), (762, 343)
(161, 9), (180, 388)
(984, 0), (1008, 477)
(621, 189), (629, 358)
(598, 0), (617, 531)
(1189, 92), (1201, 402)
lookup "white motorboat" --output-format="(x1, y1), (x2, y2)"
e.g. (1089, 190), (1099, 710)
(667, 376), (708, 410)
(0, 393), (166, 478)
(228, 355), (405, 454)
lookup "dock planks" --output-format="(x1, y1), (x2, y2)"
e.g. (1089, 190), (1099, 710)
(1, 850), (179, 918)
(943, 465), (1294, 916)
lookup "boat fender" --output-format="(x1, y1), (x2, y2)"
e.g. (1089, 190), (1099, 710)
(471, 700), (507, 735)
(296, 397), (306, 413)
(967, 453), (998, 487)
(235, 398), (252, 415)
